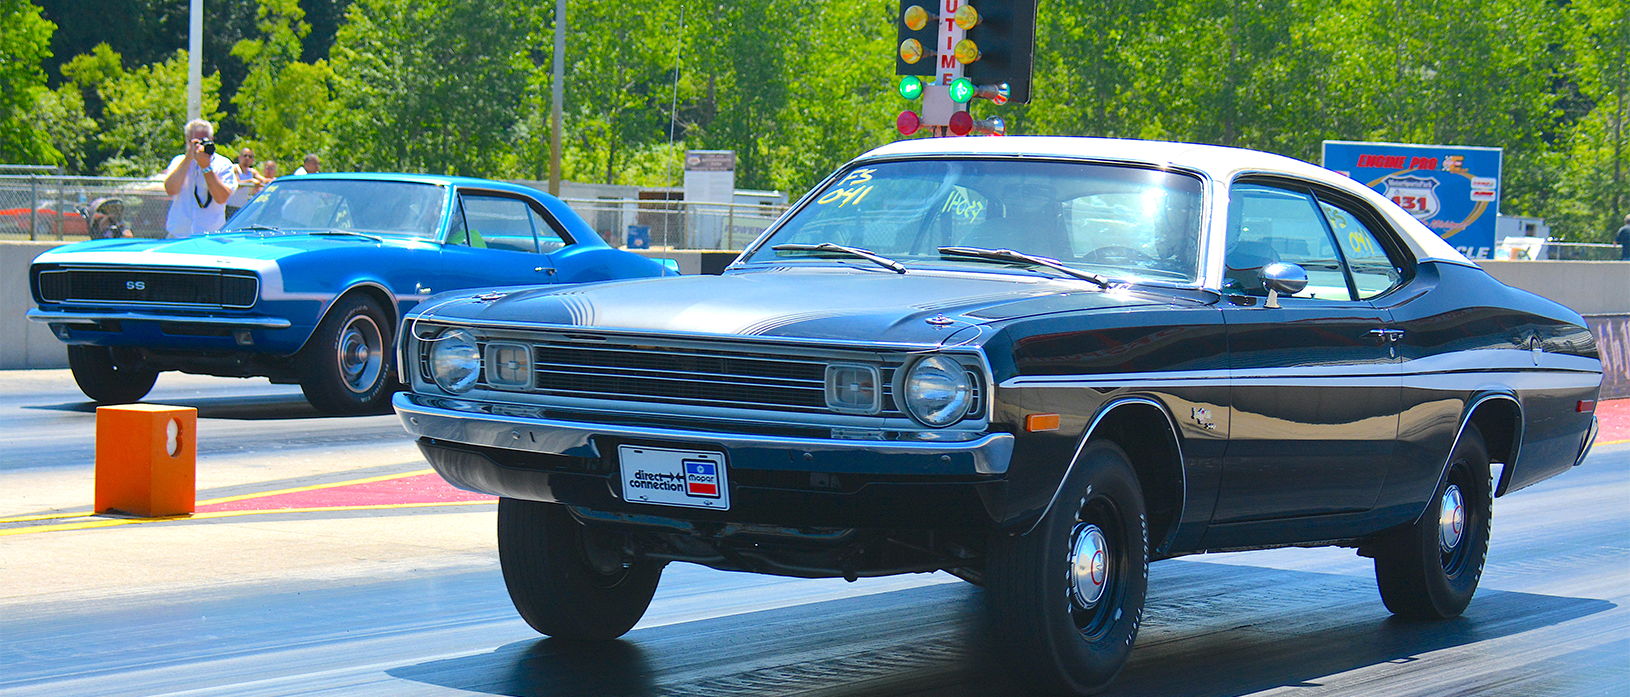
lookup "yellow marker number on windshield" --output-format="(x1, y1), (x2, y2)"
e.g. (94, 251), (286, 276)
(818, 185), (873, 207)
(941, 188), (985, 219)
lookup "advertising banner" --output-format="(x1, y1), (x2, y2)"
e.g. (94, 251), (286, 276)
(1322, 140), (1502, 259)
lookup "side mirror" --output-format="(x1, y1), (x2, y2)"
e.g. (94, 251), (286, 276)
(1261, 262), (1308, 309)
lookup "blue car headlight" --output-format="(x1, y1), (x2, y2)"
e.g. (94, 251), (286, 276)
(429, 329), (481, 393)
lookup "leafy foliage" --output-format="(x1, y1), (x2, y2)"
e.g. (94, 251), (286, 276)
(7, 0), (1629, 240)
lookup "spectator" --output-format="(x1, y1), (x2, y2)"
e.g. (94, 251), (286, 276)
(292, 153), (321, 176)
(1618, 214), (1630, 261)
(260, 159), (279, 182)
(224, 147), (261, 217)
(162, 118), (238, 238)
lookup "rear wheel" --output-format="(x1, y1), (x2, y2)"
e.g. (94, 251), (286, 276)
(67, 345), (158, 404)
(986, 440), (1148, 696)
(296, 294), (394, 415)
(1373, 424), (1493, 619)
(498, 498), (663, 640)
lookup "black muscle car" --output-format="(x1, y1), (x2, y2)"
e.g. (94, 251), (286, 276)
(393, 137), (1602, 695)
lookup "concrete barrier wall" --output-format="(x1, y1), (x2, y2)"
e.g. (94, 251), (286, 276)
(1477, 261), (1630, 316)
(1, 241), (68, 370)
(4, 241), (1628, 381)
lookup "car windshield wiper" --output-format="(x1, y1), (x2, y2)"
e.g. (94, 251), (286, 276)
(310, 230), (383, 242)
(937, 246), (1110, 289)
(771, 242), (907, 274)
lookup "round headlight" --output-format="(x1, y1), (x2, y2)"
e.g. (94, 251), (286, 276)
(428, 329), (481, 393)
(903, 355), (972, 427)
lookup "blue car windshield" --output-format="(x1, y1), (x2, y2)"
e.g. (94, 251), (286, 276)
(746, 159), (1206, 283)
(222, 179), (448, 239)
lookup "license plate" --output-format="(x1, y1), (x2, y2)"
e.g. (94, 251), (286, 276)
(618, 445), (730, 511)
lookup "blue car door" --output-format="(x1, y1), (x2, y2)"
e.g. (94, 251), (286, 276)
(439, 190), (556, 293)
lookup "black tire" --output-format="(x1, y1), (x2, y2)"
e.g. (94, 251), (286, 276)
(296, 294), (394, 415)
(986, 440), (1149, 696)
(1373, 423), (1492, 620)
(498, 498), (663, 640)
(67, 345), (158, 404)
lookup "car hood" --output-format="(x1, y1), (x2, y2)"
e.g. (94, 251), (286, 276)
(32, 232), (426, 269)
(413, 267), (1182, 346)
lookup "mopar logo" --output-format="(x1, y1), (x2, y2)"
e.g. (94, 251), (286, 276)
(126, 280), (145, 291)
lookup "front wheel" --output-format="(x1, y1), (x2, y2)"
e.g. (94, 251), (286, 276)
(67, 345), (158, 404)
(1372, 424), (1493, 619)
(986, 440), (1149, 696)
(498, 498), (663, 640)
(296, 294), (394, 415)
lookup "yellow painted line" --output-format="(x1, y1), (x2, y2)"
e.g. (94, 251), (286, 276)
(193, 468), (437, 506)
(1598, 438), (1630, 446)
(0, 499), (494, 537)
(0, 511), (96, 524)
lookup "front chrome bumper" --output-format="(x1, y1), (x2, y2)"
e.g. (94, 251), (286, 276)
(27, 308), (292, 329)
(393, 392), (1015, 475)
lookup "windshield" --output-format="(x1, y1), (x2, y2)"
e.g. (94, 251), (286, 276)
(745, 159), (1206, 283)
(222, 179), (448, 239)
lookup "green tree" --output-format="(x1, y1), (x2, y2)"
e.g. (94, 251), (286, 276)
(328, 0), (530, 175)
(96, 49), (224, 176)
(1, 0), (61, 164)
(230, 0), (336, 166)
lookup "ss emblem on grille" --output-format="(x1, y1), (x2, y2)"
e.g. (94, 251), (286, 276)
(126, 280), (145, 290)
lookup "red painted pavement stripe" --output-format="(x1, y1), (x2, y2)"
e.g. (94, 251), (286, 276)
(196, 473), (494, 513)
(1596, 398), (1630, 445)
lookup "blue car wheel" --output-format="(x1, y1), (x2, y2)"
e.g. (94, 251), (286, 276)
(297, 294), (395, 415)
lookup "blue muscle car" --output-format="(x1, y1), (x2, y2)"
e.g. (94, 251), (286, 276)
(27, 173), (675, 414)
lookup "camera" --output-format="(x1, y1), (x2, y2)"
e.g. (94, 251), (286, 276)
(198, 138), (215, 156)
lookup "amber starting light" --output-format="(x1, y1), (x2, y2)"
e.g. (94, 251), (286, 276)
(954, 38), (981, 65)
(903, 4), (929, 31)
(954, 4), (980, 30)
(900, 38), (925, 65)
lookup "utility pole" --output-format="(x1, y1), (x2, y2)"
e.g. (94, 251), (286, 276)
(549, 0), (565, 197)
(187, 0), (202, 121)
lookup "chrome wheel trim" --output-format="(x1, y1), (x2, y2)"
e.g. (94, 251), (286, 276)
(1439, 483), (1466, 554)
(337, 314), (383, 394)
(1069, 523), (1110, 609)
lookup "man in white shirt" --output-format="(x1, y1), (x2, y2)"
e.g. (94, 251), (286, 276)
(162, 119), (238, 238)
(224, 147), (261, 216)
(292, 153), (321, 176)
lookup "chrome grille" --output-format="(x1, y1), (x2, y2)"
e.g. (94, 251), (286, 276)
(35, 267), (258, 309)
(529, 340), (847, 414)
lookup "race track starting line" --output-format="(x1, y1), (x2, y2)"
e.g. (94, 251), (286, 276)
(0, 470), (495, 536)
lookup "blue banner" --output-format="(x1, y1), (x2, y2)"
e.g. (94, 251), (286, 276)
(1322, 141), (1502, 259)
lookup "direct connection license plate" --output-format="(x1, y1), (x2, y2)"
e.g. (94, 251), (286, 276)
(617, 445), (730, 511)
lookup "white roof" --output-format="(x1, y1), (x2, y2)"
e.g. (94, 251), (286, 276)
(853, 136), (1474, 269)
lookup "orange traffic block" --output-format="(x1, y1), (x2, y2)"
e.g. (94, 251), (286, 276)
(95, 404), (197, 517)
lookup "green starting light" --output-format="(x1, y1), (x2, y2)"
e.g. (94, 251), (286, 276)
(948, 77), (975, 104)
(898, 76), (924, 100)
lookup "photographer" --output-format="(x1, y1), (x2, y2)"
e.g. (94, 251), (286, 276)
(162, 118), (238, 238)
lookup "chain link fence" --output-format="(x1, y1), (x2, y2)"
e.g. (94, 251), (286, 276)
(560, 197), (789, 250)
(0, 174), (173, 241)
(2, 173), (790, 249)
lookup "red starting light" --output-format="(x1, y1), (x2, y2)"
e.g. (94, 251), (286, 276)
(948, 110), (973, 136)
(972, 116), (1006, 136)
(897, 110), (921, 135)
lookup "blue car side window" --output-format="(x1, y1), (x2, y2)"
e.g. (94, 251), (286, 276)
(529, 206), (568, 253)
(461, 195), (538, 254)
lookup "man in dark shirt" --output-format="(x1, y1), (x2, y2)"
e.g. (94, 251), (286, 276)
(1619, 214), (1630, 260)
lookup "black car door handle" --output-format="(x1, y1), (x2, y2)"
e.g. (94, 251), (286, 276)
(1368, 328), (1405, 343)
